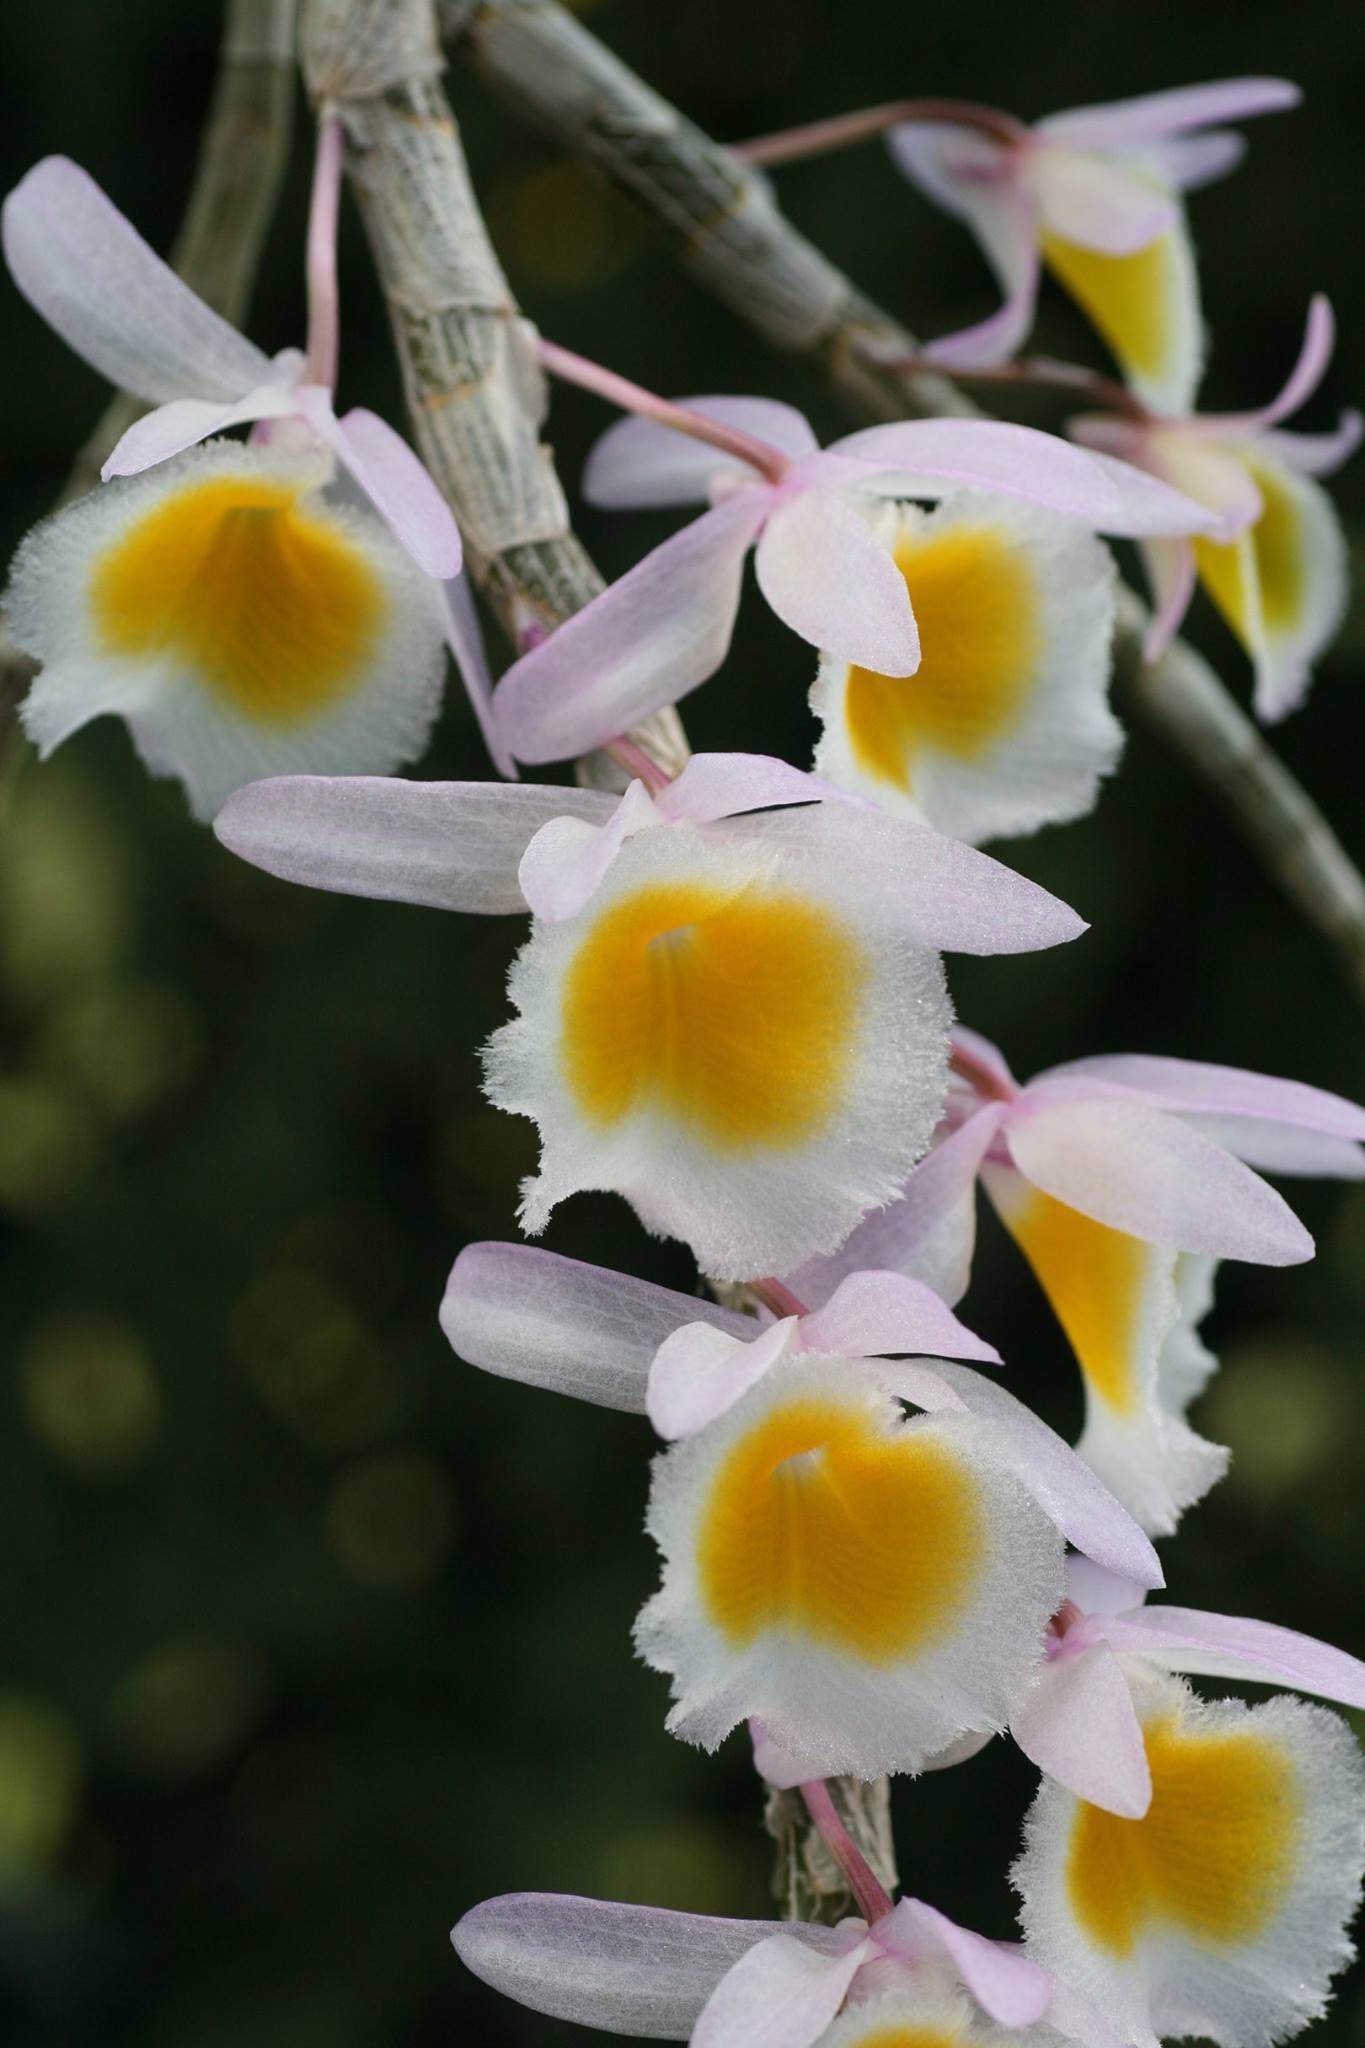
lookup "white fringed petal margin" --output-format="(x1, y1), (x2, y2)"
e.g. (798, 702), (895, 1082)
(635, 1354), (1066, 1780)
(1014, 1671), (1365, 2048)
(482, 811), (955, 1281)
(810, 490), (1122, 845)
(5, 439), (450, 822)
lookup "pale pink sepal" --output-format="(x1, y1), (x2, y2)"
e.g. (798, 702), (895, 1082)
(1036, 78), (1301, 150)
(583, 397), (816, 509)
(647, 1317), (800, 1440)
(1261, 415), (1364, 478)
(754, 488), (921, 674)
(517, 780), (662, 922)
(101, 377), (302, 477)
(1137, 537), (1197, 663)
(658, 753), (855, 825)
(1011, 1643), (1152, 1818)
(213, 775), (617, 914)
(1037, 1052), (1365, 1142)
(3, 155), (271, 404)
(876, 1899), (1050, 2027)
(952, 1025), (1019, 1099)
(493, 493), (767, 765)
(444, 572), (516, 780)
(693, 1929), (872, 2048)
(1005, 1091), (1315, 1265)
(887, 124), (1041, 369)
(326, 405), (463, 579)
(1184, 1115), (1365, 1180)
(1030, 150), (1177, 253)
(1065, 1554), (1150, 1617)
(828, 420), (1215, 537)
(1197, 294), (1338, 438)
(1091, 1607), (1365, 1709)
(875, 1358), (1163, 1588)
(440, 1243), (753, 1413)
(795, 1269), (1000, 1365)
(452, 1893), (845, 2039)
(785, 1105), (1005, 1311)
(1143, 130), (1247, 193)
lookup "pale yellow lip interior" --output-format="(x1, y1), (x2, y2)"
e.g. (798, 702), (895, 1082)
(994, 1186), (1150, 1417)
(91, 472), (386, 725)
(1066, 1711), (1299, 1956)
(1041, 226), (1180, 388)
(844, 524), (1038, 794)
(559, 877), (866, 1150)
(697, 1395), (983, 1662)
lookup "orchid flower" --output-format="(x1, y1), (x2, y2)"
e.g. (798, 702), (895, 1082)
(440, 1239), (1160, 1780)
(1073, 295), (1362, 720)
(1014, 1554), (1365, 1818)
(1, 154), (507, 812)
(787, 1031), (1365, 1536)
(215, 754), (1084, 1280)
(490, 393), (1219, 766)
(1015, 1656), (1365, 2048)
(887, 79), (1299, 412)
(809, 488), (1122, 844)
(453, 1886), (1122, 2048)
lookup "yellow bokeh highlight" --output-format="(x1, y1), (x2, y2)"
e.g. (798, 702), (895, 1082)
(698, 1397), (982, 1663)
(1067, 1713), (1299, 1956)
(997, 1188), (1149, 1415)
(91, 474), (385, 724)
(1041, 229), (1177, 385)
(845, 527), (1039, 793)
(561, 881), (865, 1151)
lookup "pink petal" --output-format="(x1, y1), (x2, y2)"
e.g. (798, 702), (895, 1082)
(1260, 414), (1364, 478)
(493, 494), (767, 764)
(517, 780), (662, 922)
(1137, 537), (1197, 663)
(1031, 1053), (1365, 1142)
(3, 156), (270, 403)
(1092, 1607), (1365, 1709)
(828, 420), (1216, 536)
(316, 403), (463, 578)
(453, 1893), (844, 2038)
(647, 1317), (800, 1439)
(213, 775), (617, 914)
(733, 804), (1086, 956)
(657, 753), (853, 825)
(795, 1269), (1000, 1364)
(1010, 1643), (1152, 1817)
(873, 1358), (1163, 1587)
(887, 124), (1042, 369)
(443, 573), (517, 780)
(1143, 130), (1248, 192)
(784, 1105), (1004, 1311)
(1033, 147), (1178, 253)
(749, 1718), (809, 1791)
(754, 489), (921, 673)
(1182, 1115), (1365, 1180)
(876, 1899), (1051, 2026)
(693, 1930), (871, 2048)
(584, 398), (817, 509)
(1006, 1091), (1315, 1265)
(101, 382), (299, 477)
(440, 1242), (753, 1413)
(1197, 294), (1337, 437)
(952, 1026), (1019, 1099)
(1037, 79), (1301, 150)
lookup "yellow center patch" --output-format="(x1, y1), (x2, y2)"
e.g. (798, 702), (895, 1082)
(91, 473), (386, 725)
(844, 526), (1039, 793)
(1041, 230), (1177, 385)
(560, 879), (865, 1151)
(994, 1187), (1149, 1415)
(697, 1396), (983, 1662)
(1066, 1712), (1299, 1956)
(1193, 459), (1306, 650)
(850, 2031), (967, 2048)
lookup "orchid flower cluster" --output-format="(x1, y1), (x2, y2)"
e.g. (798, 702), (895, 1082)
(3, 51), (1364, 2048)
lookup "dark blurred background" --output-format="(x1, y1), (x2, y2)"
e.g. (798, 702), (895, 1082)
(1, 2), (1363, 2043)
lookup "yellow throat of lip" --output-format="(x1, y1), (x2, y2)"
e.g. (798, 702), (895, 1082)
(844, 524), (1038, 794)
(697, 1394), (984, 1662)
(91, 472), (387, 725)
(560, 877), (866, 1151)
